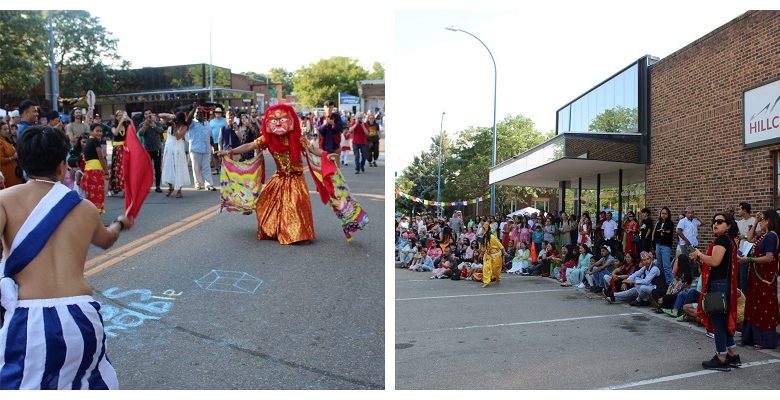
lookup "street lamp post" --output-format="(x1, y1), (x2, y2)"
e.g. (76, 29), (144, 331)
(437, 111), (445, 217)
(445, 26), (497, 216)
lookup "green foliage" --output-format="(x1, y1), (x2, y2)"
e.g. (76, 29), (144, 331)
(368, 62), (385, 80)
(268, 67), (293, 97)
(52, 11), (127, 97)
(396, 114), (558, 216)
(588, 106), (638, 133)
(292, 57), (369, 108)
(0, 11), (48, 95)
(241, 71), (269, 82)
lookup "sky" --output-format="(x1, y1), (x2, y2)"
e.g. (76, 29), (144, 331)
(4, 0), (391, 74)
(389, 0), (777, 173)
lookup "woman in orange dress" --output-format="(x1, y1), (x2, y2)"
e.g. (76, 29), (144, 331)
(219, 104), (324, 244)
(0, 121), (22, 188)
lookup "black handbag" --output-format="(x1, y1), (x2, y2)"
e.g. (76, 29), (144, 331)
(702, 291), (726, 314)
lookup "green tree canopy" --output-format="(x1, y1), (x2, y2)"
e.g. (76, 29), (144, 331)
(368, 62), (385, 80)
(53, 10), (128, 98)
(588, 106), (638, 133)
(396, 114), (557, 217)
(0, 11), (48, 95)
(292, 57), (369, 108)
(268, 67), (293, 97)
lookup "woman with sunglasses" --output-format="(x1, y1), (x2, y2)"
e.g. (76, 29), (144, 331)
(737, 209), (780, 350)
(690, 213), (741, 371)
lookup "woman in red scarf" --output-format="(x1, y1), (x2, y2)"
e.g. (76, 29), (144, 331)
(738, 209), (780, 349)
(690, 212), (740, 371)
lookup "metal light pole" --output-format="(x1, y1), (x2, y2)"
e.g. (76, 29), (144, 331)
(209, 18), (214, 103)
(437, 111), (445, 217)
(48, 11), (59, 112)
(446, 26), (497, 216)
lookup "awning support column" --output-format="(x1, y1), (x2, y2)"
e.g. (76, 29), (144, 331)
(596, 174), (601, 216)
(618, 169), (624, 242)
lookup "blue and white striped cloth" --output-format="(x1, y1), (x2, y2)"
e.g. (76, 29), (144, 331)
(0, 182), (117, 389)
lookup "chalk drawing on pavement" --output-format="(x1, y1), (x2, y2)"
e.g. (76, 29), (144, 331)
(99, 288), (183, 337)
(194, 270), (263, 295)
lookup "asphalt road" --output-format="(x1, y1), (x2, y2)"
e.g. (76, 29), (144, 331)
(395, 269), (780, 390)
(84, 152), (385, 389)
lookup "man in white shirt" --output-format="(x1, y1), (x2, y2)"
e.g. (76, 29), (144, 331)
(676, 206), (702, 253)
(601, 212), (618, 254)
(735, 202), (756, 292)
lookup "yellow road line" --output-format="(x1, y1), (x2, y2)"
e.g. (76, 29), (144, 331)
(84, 205), (219, 277)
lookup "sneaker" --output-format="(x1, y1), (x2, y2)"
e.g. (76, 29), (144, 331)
(355, 170), (360, 174)
(705, 332), (715, 339)
(576, 282), (586, 289)
(605, 294), (615, 304)
(155, 187), (163, 193)
(629, 300), (641, 307)
(676, 315), (686, 322)
(702, 355), (731, 372)
(725, 353), (742, 368)
(662, 309), (677, 318)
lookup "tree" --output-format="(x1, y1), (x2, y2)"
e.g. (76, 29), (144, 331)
(396, 114), (558, 217)
(588, 106), (638, 133)
(52, 10), (128, 98)
(0, 11), (48, 96)
(292, 57), (369, 108)
(368, 62), (385, 80)
(268, 67), (294, 97)
(394, 130), (459, 216)
(241, 71), (269, 82)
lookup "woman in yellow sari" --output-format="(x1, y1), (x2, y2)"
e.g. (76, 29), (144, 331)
(482, 223), (507, 288)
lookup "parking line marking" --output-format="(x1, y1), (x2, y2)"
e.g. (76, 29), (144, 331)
(85, 205), (216, 269)
(602, 359), (780, 389)
(402, 313), (643, 334)
(397, 289), (568, 301)
(84, 205), (219, 277)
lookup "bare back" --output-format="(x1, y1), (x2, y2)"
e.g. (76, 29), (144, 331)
(0, 182), (108, 300)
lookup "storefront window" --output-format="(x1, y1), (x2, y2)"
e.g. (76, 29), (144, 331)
(775, 153), (780, 209)
(557, 63), (639, 135)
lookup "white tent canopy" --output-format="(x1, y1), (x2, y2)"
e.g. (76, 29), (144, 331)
(507, 207), (540, 218)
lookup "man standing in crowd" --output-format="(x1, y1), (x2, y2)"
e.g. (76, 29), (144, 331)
(450, 211), (463, 240)
(139, 109), (165, 193)
(602, 212), (618, 254)
(349, 112), (368, 174)
(209, 107), (228, 174)
(15, 100), (39, 141)
(736, 202), (756, 291)
(676, 206), (701, 254)
(187, 106), (217, 191)
(45, 111), (62, 129)
(317, 100), (343, 155)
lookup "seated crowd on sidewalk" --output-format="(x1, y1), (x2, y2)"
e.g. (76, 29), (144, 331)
(395, 203), (780, 358)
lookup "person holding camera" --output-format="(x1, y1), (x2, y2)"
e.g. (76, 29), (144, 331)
(690, 212), (741, 371)
(316, 100), (343, 155)
(138, 109), (165, 193)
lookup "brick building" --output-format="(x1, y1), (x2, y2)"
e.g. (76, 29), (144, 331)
(648, 10), (780, 245)
(490, 10), (780, 247)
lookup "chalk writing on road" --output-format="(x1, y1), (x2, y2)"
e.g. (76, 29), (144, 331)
(99, 288), (182, 337)
(194, 270), (263, 295)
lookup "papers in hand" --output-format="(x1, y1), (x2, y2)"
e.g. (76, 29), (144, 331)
(738, 241), (754, 257)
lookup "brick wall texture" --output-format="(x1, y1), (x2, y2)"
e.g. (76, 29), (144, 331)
(647, 10), (780, 247)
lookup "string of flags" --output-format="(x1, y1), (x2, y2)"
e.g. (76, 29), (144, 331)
(396, 191), (490, 207)
(58, 96), (87, 106)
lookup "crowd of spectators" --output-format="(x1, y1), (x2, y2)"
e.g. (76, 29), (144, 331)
(396, 202), (780, 369)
